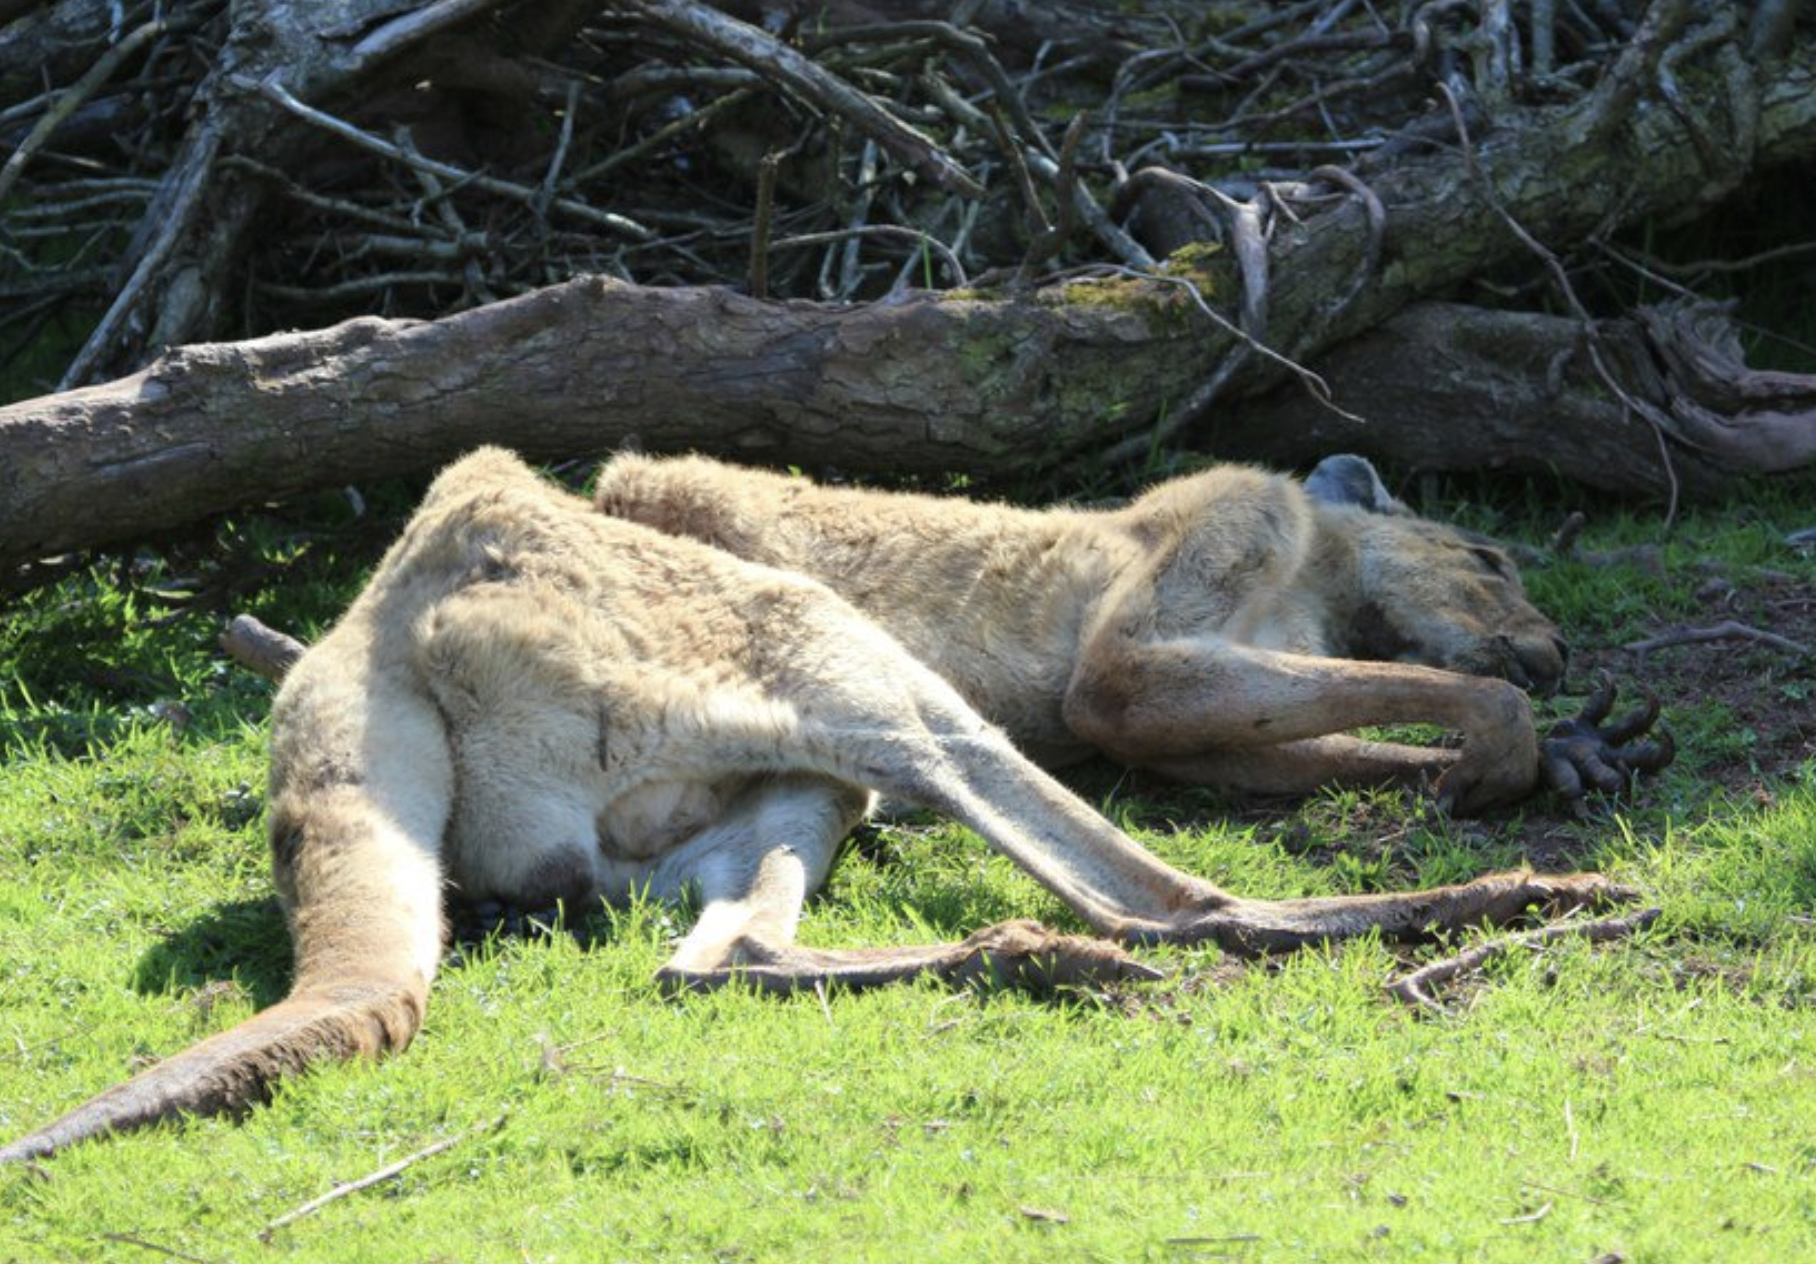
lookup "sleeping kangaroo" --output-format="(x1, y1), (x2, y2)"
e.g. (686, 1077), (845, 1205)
(2, 449), (1634, 1163)
(595, 452), (1670, 814)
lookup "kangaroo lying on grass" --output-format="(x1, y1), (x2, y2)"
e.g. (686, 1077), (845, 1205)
(3, 449), (1640, 1163)
(595, 452), (1671, 814)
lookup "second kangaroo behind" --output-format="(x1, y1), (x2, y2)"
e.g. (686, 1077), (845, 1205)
(596, 453), (1668, 814)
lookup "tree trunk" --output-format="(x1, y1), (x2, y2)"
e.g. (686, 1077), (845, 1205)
(1215, 301), (1816, 501)
(0, 277), (1182, 571)
(7, 287), (1816, 576)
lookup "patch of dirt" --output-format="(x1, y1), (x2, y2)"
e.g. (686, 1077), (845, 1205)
(1514, 565), (1816, 868)
(1598, 567), (1815, 790)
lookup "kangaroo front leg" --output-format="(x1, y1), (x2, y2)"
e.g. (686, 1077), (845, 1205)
(651, 777), (1157, 993)
(1141, 734), (1465, 798)
(1066, 639), (1536, 814)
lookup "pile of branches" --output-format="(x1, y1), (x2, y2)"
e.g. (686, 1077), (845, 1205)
(4, 0), (1798, 387)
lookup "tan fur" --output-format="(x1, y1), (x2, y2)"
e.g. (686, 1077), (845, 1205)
(2, 449), (1625, 1163)
(594, 452), (1570, 812)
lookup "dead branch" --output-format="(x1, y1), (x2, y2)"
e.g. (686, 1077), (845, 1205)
(220, 615), (307, 682)
(246, 76), (652, 240)
(1387, 908), (1662, 1011)
(260, 1114), (507, 1239)
(1623, 620), (1814, 658)
(623, 0), (985, 198)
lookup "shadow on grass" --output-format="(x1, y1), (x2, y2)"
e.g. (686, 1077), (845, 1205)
(127, 892), (661, 1012)
(132, 897), (294, 1007)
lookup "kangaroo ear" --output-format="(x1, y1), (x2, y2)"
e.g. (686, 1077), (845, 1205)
(1303, 455), (1404, 515)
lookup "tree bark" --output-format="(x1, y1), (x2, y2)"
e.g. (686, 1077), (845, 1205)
(7, 285), (1816, 576)
(0, 277), (1182, 571)
(1214, 300), (1816, 501)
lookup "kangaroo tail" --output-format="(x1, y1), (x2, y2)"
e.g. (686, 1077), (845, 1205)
(3, 751), (448, 1163)
(0, 974), (426, 1164)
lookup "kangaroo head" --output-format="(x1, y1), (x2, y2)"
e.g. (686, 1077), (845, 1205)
(1305, 456), (1567, 695)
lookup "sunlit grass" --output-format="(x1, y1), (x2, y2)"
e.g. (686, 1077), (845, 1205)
(2, 477), (1814, 1262)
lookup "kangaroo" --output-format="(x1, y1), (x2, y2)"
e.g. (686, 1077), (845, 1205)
(594, 452), (1669, 814)
(2, 449), (1633, 1163)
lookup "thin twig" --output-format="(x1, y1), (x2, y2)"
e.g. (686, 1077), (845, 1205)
(1387, 909), (1662, 1011)
(807, 19), (1057, 164)
(840, 140), (882, 299)
(1624, 620), (1812, 657)
(1295, 164), (1385, 352)
(245, 75), (653, 240)
(770, 227), (965, 287)
(348, 0), (513, 72)
(1498, 1201), (1554, 1225)
(97, 1234), (214, 1264)
(749, 151), (782, 300)
(624, 0), (984, 198)
(261, 1115), (508, 1239)
(566, 88), (755, 188)
(988, 103), (1050, 273)
(536, 79), (583, 221)
(62, 124), (223, 388)
(1026, 152), (1154, 269)
(1437, 80), (1685, 524)
(0, 18), (171, 205)
(1085, 264), (1361, 426)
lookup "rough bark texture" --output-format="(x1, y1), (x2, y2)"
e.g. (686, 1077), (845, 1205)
(0, 278), (1182, 569)
(1217, 301), (1816, 500)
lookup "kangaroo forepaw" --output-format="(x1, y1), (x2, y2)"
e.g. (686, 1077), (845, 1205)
(1541, 673), (1675, 809)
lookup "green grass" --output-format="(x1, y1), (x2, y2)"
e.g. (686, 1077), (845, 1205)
(3, 480), (1816, 1262)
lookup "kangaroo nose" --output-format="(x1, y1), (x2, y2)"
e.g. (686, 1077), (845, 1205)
(1495, 632), (1566, 695)
(1521, 635), (1569, 697)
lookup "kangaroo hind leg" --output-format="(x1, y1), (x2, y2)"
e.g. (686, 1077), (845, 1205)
(649, 775), (1158, 993)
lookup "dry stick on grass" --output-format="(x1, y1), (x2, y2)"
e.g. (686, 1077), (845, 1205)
(1386, 908), (1663, 1011)
(220, 614), (306, 682)
(261, 1114), (508, 1240)
(99, 1233), (212, 1264)
(1625, 620), (1814, 657)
